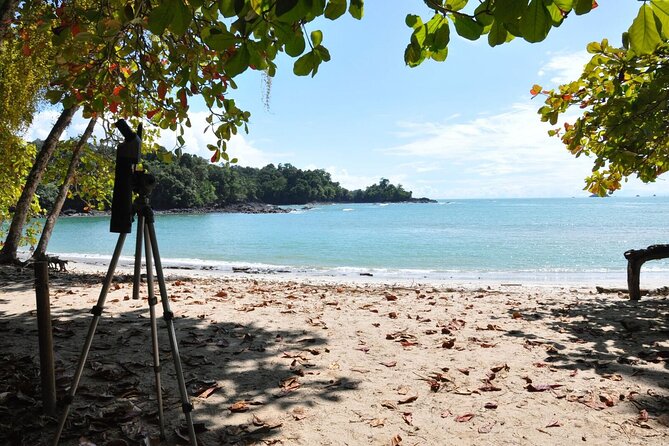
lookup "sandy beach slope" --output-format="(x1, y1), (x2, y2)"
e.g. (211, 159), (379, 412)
(1, 262), (668, 445)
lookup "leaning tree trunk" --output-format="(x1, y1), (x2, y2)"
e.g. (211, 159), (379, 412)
(33, 117), (97, 259)
(0, 106), (78, 264)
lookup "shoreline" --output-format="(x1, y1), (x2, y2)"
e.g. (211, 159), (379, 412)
(45, 254), (668, 289)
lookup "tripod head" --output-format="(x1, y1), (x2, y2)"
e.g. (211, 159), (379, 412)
(110, 119), (145, 234)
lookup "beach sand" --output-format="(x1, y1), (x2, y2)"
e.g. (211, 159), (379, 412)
(1, 262), (668, 445)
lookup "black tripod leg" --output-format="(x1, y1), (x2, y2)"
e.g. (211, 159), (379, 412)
(143, 224), (166, 439)
(146, 221), (198, 445)
(132, 215), (144, 300)
(53, 233), (127, 445)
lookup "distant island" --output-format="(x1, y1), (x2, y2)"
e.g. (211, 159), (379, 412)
(38, 152), (435, 214)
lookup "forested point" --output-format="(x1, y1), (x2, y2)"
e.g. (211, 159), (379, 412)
(36, 147), (433, 212)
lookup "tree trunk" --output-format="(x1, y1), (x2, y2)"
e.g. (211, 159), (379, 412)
(0, 0), (19, 40)
(33, 117), (97, 259)
(0, 106), (78, 264)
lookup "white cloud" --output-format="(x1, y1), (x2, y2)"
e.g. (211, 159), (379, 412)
(379, 103), (598, 198)
(324, 166), (379, 190)
(538, 50), (590, 85)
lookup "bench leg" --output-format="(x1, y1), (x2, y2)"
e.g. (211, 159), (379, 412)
(627, 259), (642, 301)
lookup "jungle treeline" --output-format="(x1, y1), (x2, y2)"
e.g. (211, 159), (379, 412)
(38, 150), (418, 211)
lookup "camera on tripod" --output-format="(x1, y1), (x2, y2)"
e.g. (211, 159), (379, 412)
(110, 119), (156, 234)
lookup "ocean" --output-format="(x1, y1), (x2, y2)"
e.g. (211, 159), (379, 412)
(44, 197), (669, 285)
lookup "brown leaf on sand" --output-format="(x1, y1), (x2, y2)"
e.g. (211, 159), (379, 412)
(525, 383), (562, 392)
(196, 385), (220, 399)
(385, 294), (398, 301)
(398, 395), (418, 405)
(455, 413), (475, 422)
(440, 409), (452, 418)
(280, 377), (301, 393)
(388, 312), (398, 319)
(380, 361), (397, 368)
(292, 407), (307, 420)
(390, 434), (402, 446)
(402, 412), (413, 426)
(546, 420), (562, 428)
(479, 383), (502, 392)
(599, 393), (617, 407)
(484, 402), (498, 410)
(228, 401), (249, 412)
(442, 339), (456, 349)
(381, 400), (398, 410)
(512, 311), (523, 319)
(490, 363), (509, 373)
(369, 418), (385, 427)
(215, 290), (228, 297)
(602, 373), (623, 381)
(478, 421), (497, 433)
(397, 386), (410, 395)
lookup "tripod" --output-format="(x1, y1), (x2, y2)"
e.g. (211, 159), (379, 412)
(53, 174), (198, 445)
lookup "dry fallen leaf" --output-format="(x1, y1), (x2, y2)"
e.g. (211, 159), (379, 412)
(478, 421), (496, 433)
(402, 412), (413, 426)
(455, 413), (475, 422)
(380, 361), (397, 368)
(525, 383), (562, 392)
(546, 420), (562, 428)
(390, 434), (402, 446)
(398, 395), (418, 405)
(484, 402), (498, 409)
(292, 407), (307, 420)
(369, 418), (385, 427)
(228, 401), (249, 412)
(442, 339), (455, 349)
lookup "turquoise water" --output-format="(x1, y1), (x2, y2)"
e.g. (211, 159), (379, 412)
(45, 197), (669, 282)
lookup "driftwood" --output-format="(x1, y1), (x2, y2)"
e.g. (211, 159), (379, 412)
(624, 244), (669, 300)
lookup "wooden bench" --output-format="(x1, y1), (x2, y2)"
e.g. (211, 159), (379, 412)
(624, 244), (669, 300)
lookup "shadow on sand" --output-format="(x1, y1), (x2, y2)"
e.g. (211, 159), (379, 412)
(0, 267), (359, 445)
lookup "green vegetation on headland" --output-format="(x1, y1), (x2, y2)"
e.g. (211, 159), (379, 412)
(37, 150), (434, 213)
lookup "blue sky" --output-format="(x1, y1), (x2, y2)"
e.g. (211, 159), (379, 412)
(28, 1), (668, 198)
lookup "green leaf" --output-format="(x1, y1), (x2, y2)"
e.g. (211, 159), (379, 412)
(169, 0), (192, 36)
(147, 2), (175, 35)
(474, 1), (494, 27)
(276, 0), (299, 16)
(629, 3), (662, 54)
(218, 0), (238, 17)
(225, 45), (250, 77)
(429, 16), (450, 49)
(349, 0), (364, 20)
(453, 15), (483, 40)
(487, 20), (509, 46)
(445, 0), (467, 11)
(493, 0), (527, 23)
(311, 30), (323, 47)
(586, 41), (603, 54)
(651, 0), (669, 38)
(314, 45), (331, 62)
(552, 0), (574, 10)
(404, 42), (423, 67)
(519, 0), (550, 43)
(573, 0), (594, 15)
(285, 31), (306, 56)
(406, 14), (422, 29)
(430, 47), (448, 62)
(324, 0), (346, 19)
(293, 51), (318, 76)
(204, 29), (238, 51)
